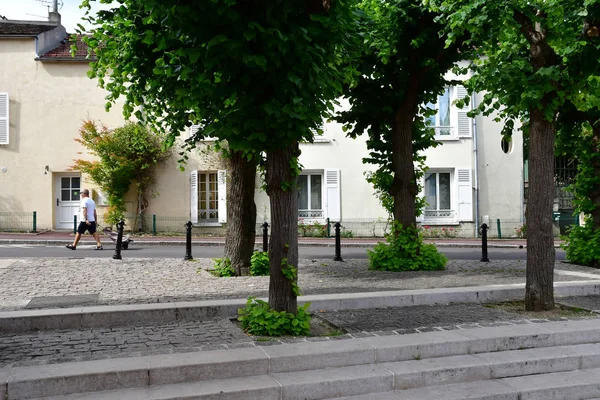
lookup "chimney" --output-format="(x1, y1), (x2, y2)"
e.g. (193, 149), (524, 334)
(49, 0), (61, 24)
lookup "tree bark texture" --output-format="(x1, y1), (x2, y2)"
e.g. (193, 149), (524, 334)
(224, 151), (258, 276)
(525, 108), (556, 311)
(266, 143), (299, 313)
(391, 109), (418, 229)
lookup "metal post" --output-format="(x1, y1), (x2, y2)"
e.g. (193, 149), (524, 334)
(326, 218), (331, 238)
(32, 211), (37, 233)
(262, 222), (269, 252)
(333, 222), (343, 262)
(184, 221), (193, 260)
(496, 218), (502, 239)
(73, 215), (77, 234)
(112, 220), (125, 260)
(480, 223), (489, 262)
(152, 214), (157, 235)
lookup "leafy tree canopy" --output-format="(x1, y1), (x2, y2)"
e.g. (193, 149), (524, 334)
(78, 0), (358, 160)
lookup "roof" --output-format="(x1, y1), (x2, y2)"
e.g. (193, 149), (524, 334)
(38, 34), (95, 62)
(0, 20), (57, 36)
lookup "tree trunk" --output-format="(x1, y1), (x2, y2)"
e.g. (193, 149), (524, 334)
(266, 143), (299, 313)
(224, 151), (258, 276)
(525, 108), (556, 311)
(391, 111), (418, 228)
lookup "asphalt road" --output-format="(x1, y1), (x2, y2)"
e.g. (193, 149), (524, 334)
(0, 243), (567, 261)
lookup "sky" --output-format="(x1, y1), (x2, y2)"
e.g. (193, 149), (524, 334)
(0, 0), (111, 33)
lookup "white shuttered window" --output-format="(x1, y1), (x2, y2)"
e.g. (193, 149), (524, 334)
(0, 93), (8, 145)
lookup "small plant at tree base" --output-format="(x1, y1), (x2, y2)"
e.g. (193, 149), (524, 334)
(368, 222), (447, 272)
(238, 297), (311, 336)
(250, 250), (270, 276)
(562, 220), (600, 269)
(211, 257), (236, 277)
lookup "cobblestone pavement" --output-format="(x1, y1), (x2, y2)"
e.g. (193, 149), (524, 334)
(0, 258), (597, 311)
(1, 303), (598, 368)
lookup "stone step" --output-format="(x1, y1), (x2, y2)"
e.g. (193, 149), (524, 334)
(3, 280), (600, 332)
(25, 355), (600, 400)
(5, 319), (600, 399)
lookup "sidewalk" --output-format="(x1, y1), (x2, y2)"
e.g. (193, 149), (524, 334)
(0, 230), (562, 248)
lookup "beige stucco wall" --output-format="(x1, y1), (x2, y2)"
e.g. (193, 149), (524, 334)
(0, 37), (127, 230)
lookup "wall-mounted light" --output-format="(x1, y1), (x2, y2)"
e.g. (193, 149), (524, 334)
(44, 165), (49, 175)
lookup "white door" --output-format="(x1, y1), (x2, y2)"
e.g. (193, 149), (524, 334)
(55, 176), (81, 230)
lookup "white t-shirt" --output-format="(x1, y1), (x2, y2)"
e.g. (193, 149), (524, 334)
(80, 197), (96, 222)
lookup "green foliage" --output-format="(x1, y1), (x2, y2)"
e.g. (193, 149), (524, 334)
(420, 225), (460, 239)
(281, 259), (301, 296)
(368, 222), (447, 272)
(336, 0), (464, 223)
(340, 226), (355, 238)
(514, 224), (527, 239)
(211, 257), (236, 277)
(563, 221), (600, 267)
(298, 220), (327, 237)
(238, 297), (311, 336)
(250, 251), (270, 276)
(71, 121), (169, 226)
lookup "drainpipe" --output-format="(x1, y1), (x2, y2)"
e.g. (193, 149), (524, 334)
(472, 91), (480, 238)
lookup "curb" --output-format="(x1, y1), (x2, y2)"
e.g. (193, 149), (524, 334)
(0, 239), (546, 248)
(2, 281), (599, 333)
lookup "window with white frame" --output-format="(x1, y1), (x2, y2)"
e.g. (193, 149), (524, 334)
(199, 172), (219, 221)
(426, 87), (452, 138)
(190, 170), (227, 224)
(424, 171), (453, 219)
(298, 173), (324, 218)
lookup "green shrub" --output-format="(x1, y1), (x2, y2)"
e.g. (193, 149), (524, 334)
(514, 224), (527, 238)
(563, 222), (600, 268)
(211, 257), (236, 277)
(340, 226), (354, 238)
(250, 250), (270, 276)
(238, 297), (311, 336)
(368, 222), (447, 272)
(298, 220), (327, 237)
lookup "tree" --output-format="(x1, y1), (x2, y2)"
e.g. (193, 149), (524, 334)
(431, 0), (586, 310)
(72, 121), (170, 228)
(557, 2), (600, 268)
(78, 0), (356, 313)
(338, 0), (469, 231)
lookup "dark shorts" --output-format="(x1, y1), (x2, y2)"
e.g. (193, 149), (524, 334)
(77, 221), (97, 234)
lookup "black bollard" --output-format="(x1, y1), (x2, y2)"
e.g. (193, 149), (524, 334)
(480, 223), (489, 262)
(185, 221), (193, 260)
(112, 220), (125, 260)
(262, 222), (269, 252)
(334, 222), (343, 262)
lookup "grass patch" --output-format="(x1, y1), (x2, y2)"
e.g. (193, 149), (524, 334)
(484, 300), (595, 319)
(231, 314), (345, 338)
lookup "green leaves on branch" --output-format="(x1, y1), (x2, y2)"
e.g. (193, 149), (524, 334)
(71, 121), (170, 225)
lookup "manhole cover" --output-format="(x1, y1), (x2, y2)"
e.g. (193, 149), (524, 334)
(26, 294), (100, 309)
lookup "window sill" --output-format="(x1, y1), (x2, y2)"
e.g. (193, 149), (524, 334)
(302, 136), (330, 144)
(434, 136), (460, 141)
(194, 222), (223, 227)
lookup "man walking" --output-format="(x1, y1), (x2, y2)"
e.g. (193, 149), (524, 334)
(66, 189), (103, 250)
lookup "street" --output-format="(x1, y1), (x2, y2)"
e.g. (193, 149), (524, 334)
(0, 243), (567, 261)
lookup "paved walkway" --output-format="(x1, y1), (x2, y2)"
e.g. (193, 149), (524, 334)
(0, 258), (591, 311)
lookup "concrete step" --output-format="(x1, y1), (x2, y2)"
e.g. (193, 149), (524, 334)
(3, 280), (600, 332)
(25, 354), (600, 400)
(5, 319), (600, 399)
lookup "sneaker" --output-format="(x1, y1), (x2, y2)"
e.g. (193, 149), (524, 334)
(66, 244), (76, 250)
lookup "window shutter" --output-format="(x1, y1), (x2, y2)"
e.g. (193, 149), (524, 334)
(416, 175), (425, 223)
(0, 93), (8, 145)
(190, 170), (198, 224)
(457, 168), (473, 221)
(453, 85), (472, 138)
(189, 124), (201, 139)
(325, 169), (341, 222)
(217, 170), (227, 223)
